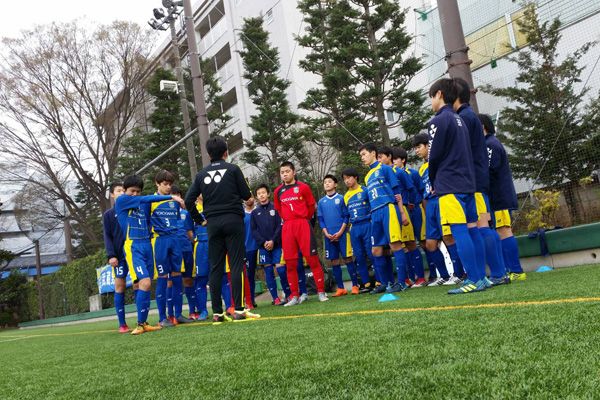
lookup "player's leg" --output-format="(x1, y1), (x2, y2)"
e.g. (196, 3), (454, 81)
(194, 239), (210, 320)
(325, 237), (346, 295)
(296, 220), (327, 302)
(168, 238), (190, 322)
(297, 255), (308, 297)
(495, 210), (526, 281)
(182, 249), (197, 318)
(476, 193), (508, 284)
(113, 263), (128, 332)
(402, 205), (425, 287)
(282, 223), (301, 305)
(339, 232), (358, 294)
(166, 277), (174, 320)
(259, 248), (280, 303)
(129, 241), (160, 335)
(467, 193), (487, 283)
(387, 204), (410, 292)
(246, 249), (258, 307)
(370, 208), (389, 294)
(152, 236), (172, 327)
(350, 224), (370, 292)
(207, 220), (227, 318)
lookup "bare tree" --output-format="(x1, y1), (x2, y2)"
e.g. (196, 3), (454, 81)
(0, 21), (156, 245)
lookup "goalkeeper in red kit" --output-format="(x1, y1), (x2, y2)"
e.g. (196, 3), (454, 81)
(274, 161), (329, 306)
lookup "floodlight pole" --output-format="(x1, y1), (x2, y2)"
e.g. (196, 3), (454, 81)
(182, 0), (211, 167)
(34, 240), (45, 320)
(437, 0), (479, 112)
(169, 18), (198, 178)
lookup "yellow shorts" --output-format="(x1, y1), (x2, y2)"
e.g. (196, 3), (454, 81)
(400, 205), (415, 242)
(419, 204), (426, 241)
(474, 192), (490, 215)
(494, 210), (512, 228)
(439, 194), (478, 225)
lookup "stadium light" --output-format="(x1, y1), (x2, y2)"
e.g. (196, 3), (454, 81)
(153, 8), (166, 19)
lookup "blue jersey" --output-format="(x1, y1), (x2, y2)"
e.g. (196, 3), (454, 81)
(317, 193), (349, 234)
(150, 197), (181, 236)
(392, 166), (416, 205)
(405, 167), (424, 204)
(115, 194), (172, 241)
(343, 185), (371, 224)
(364, 161), (400, 211)
(486, 133), (518, 211)
(428, 105), (475, 196)
(176, 209), (194, 251)
(458, 103), (489, 194)
(419, 162), (434, 200)
(244, 210), (258, 251)
(193, 204), (208, 242)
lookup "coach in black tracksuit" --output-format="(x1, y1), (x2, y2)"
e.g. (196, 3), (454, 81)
(185, 137), (251, 317)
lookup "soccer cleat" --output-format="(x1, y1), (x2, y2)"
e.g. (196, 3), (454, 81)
(243, 309), (261, 319)
(370, 285), (387, 294)
(405, 279), (414, 287)
(318, 292), (329, 302)
(412, 278), (427, 288)
(272, 297), (283, 306)
(118, 325), (130, 334)
(490, 275), (510, 286)
(142, 322), (162, 332)
(299, 293), (309, 304)
(198, 310), (209, 321)
(131, 325), (145, 335)
(159, 318), (175, 328)
(176, 315), (195, 324)
(168, 316), (179, 326)
(427, 277), (447, 287)
(212, 313), (232, 325)
(443, 274), (463, 285)
(509, 272), (527, 282)
(232, 310), (247, 322)
(447, 279), (486, 295)
(387, 282), (407, 293)
(483, 277), (494, 289)
(252, 302), (258, 308)
(284, 296), (299, 307)
(332, 288), (348, 297)
(189, 313), (199, 320)
(226, 306), (235, 316)
(351, 285), (360, 295)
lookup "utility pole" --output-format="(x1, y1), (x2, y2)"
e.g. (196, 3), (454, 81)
(437, 0), (479, 112)
(34, 240), (45, 320)
(182, 0), (211, 167)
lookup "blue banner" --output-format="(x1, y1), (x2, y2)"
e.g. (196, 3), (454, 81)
(96, 265), (133, 294)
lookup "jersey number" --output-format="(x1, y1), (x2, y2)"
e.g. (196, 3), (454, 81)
(370, 188), (378, 200)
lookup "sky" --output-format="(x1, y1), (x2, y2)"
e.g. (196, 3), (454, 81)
(0, 0), (170, 40)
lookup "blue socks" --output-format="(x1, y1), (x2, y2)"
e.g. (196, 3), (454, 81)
(450, 224), (480, 282)
(156, 276), (168, 321)
(171, 275), (183, 318)
(195, 276), (208, 313)
(297, 262), (308, 295)
(468, 227), (487, 281)
(167, 284), (174, 318)
(501, 236), (524, 273)
(332, 265), (344, 289)
(408, 249), (424, 279)
(354, 254), (371, 286)
(346, 261), (358, 286)
(446, 243), (464, 277)
(222, 275), (232, 310)
(114, 292), (126, 326)
(184, 286), (196, 315)
(480, 227), (506, 278)
(264, 265), (279, 300)
(276, 266), (292, 298)
(393, 251), (407, 284)
(373, 256), (387, 285)
(405, 252), (416, 281)
(426, 249), (450, 279)
(136, 289), (150, 324)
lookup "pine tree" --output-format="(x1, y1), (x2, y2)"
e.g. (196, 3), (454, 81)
(484, 4), (599, 224)
(199, 59), (233, 139)
(117, 67), (195, 191)
(239, 17), (307, 186)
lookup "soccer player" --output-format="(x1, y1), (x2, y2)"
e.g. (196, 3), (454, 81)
(412, 133), (457, 286)
(318, 174), (359, 296)
(427, 78), (486, 294)
(359, 143), (410, 294)
(115, 174), (184, 335)
(479, 113), (527, 282)
(151, 170), (192, 327)
(171, 185), (197, 319)
(378, 146), (424, 288)
(251, 184), (290, 305)
(102, 181), (130, 333)
(454, 78), (508, 285)
(185, 136), (256, 323)
(342, 168), (374, 293)
(244, 196), (259, 307)
(274, 161), (328, 306)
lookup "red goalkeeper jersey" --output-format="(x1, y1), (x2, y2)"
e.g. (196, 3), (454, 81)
(274, 181), (316, 221)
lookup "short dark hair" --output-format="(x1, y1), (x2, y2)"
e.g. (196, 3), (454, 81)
(256, 183), (270, 194)
(323, 174), (338, 184)
(155, 170), (175, 184)
(428, 78), (458, 105)
(171, 184), (183, 196)
(392, 147), (408, 162)
(358, 142), (378, 155)
(206, 136), (228, 161)
(478, 113), (496, 134)
(378, 146), (393, 158)
(280, 161), (295, 171)
(453, 77), (471, 104)
(109, 181), (123, 194)
(123, 175), (144, 190)
(412, 132), (430, 147)
(341, 167), (359, 179)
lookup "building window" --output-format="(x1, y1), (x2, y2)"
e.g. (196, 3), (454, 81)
(385, 110), (395, 123)
(228, 132), (244, 154)
(265, 9), (274, 24)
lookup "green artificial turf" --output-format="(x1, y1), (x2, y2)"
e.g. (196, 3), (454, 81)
(1, 264), (600, 399)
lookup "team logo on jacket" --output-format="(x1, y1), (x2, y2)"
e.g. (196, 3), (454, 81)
(269, 210), (275, 216)
(169, 202), (175, 208)
(357, 193), (362, 199)
(204, 169), (228, 184)
(335, 198), (340, 205)
(294, 187), (299, 194)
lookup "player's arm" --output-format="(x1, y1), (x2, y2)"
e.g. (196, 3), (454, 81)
(317, 201), (331, 239)
(332, 201), (350, 240)
(303, 184), (317, 219)
(272, 211), (282, 247)
(235, 166), (252, 201)
(405, 172), (417, 209)
(250, 212), (267, 248)
(273, 187), (282, 214)
(386, 167), (408, 225)
(185, 173), (204, 224)
(184, 212), (194, 242)
(488, 141), (502, 173)
(427, 117), (447, 191)
(102, 212), (118, 268)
